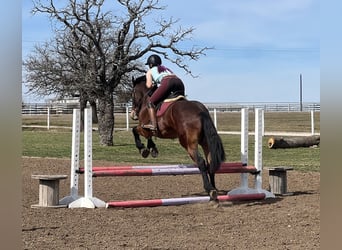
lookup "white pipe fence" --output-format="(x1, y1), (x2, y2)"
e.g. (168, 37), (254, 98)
(22, 102), (320, 135)
(22, 102), (320, 115)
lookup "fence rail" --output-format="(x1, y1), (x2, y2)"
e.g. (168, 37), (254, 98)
(204, 102), (320, 112)
(22, 102), (320, 135)
(22, 102), (320, 115)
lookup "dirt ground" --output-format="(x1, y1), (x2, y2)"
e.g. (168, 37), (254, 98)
(22, 157), (320, 249)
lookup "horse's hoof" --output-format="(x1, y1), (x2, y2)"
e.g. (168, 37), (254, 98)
(150, 147), (159, 158)
(250, 170), (261, 176)
(209, 190), (218, 201)
(141, 148), (150, 158)
(209, 199), (220, 208)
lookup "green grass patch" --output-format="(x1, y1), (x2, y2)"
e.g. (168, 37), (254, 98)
(23, 131), (73, 158)
(22, 130), (320, 172)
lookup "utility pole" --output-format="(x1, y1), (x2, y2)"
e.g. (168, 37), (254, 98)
(300, 74), (303, 112)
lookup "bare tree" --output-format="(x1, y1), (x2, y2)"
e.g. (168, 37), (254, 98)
(25, 0), (210, 146)
(24, 32), (100, 125)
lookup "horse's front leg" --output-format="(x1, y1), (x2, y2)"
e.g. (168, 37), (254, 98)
(132, 126), (150, 158)
(147, 138), (159, 158)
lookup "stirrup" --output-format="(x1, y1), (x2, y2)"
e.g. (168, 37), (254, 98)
(142, 124), (157, 131)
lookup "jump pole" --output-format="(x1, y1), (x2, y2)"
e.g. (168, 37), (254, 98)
(80, 162), (245, 172)
(88, 165), (257, 177)
(107, 193), (266, 208)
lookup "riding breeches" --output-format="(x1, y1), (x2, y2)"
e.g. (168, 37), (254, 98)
(149, 75), (185, 106)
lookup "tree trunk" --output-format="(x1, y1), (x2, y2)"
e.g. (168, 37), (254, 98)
(90, 100), (98, 124)
(79, 97), (87, 131)
(79, 95), (98, 131)
(268, 135), (320, 149)
(97, 92), (114, 146)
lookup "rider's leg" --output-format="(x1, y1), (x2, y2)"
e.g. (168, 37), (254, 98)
(143, 101), (157, 131)
(143, 79), (169, 131)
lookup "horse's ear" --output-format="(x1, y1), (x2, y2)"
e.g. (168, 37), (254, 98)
(132, 76), (136, 87)
(132, 75), (146, 87)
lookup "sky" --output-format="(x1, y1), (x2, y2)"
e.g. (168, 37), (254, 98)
(22, 0), (320, 103)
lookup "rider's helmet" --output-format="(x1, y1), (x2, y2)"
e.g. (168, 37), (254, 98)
(145, 54), (162, 67)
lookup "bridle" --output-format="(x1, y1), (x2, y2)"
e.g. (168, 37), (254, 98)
(130, 88), (140, 120)
(130, 75), (151, 120)
(130, 83), (148, 120)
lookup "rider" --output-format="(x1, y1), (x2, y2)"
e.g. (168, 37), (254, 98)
(143, 54), (185, 132)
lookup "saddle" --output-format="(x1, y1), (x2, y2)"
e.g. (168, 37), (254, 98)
(156, 95), (185, 117)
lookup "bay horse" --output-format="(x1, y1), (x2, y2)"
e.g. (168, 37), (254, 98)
(130, 75), (226, 199)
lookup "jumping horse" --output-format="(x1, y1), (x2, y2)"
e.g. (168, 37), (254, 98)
(130, 75), (226, 200)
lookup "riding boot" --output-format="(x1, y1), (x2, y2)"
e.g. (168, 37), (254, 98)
(143, 105), (157, 132)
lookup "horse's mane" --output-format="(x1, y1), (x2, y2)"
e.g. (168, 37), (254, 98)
(133, 75), (146, 87)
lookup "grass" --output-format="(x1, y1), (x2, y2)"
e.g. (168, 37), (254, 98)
(22, 123), (320, 172)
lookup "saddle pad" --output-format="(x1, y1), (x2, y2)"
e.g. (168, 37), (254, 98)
(156, 96), (185, 117)
(163, 95), (185, 103)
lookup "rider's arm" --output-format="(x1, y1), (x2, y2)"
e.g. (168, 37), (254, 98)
(146, 69), (154, 88)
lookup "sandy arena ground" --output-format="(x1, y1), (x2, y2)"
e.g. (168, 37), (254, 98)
(22, 157), (319, 249)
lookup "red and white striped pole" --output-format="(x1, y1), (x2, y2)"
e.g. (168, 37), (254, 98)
(107, 193), (266, 208)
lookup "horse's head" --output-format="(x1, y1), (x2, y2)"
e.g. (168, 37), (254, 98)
(130, 75), (148, 120)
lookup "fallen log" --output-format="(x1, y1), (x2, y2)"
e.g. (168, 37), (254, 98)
(268, 135), (320, 149)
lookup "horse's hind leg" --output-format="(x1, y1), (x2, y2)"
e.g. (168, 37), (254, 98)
(202, 145), (218, 191)
(198, 156), (218, 200)
(187, 147), (217, 200)
(208, 172), (217, 191)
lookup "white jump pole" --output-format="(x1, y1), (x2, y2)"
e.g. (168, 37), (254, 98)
(59, 109), (81, 205)
(229, 108), (257, 195)
(239, 108), (249, 190)
(254, 109), (275, 198)
(68, 109), (106, 208)
(228, 108), (275, 198)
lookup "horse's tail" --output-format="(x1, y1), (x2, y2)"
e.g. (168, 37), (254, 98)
(200, 111), (226, 174)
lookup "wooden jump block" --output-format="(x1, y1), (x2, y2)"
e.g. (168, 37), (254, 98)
(31, 175), (68, 208)
(267, 167), (294, 195)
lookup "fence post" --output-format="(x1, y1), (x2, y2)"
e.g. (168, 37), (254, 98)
(126, 104), (129, 131)
(261, 109), (265, 137)
(213, 108), (217, 129)
(47, 107), (50, 130)
(311, 110), (314, 135)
